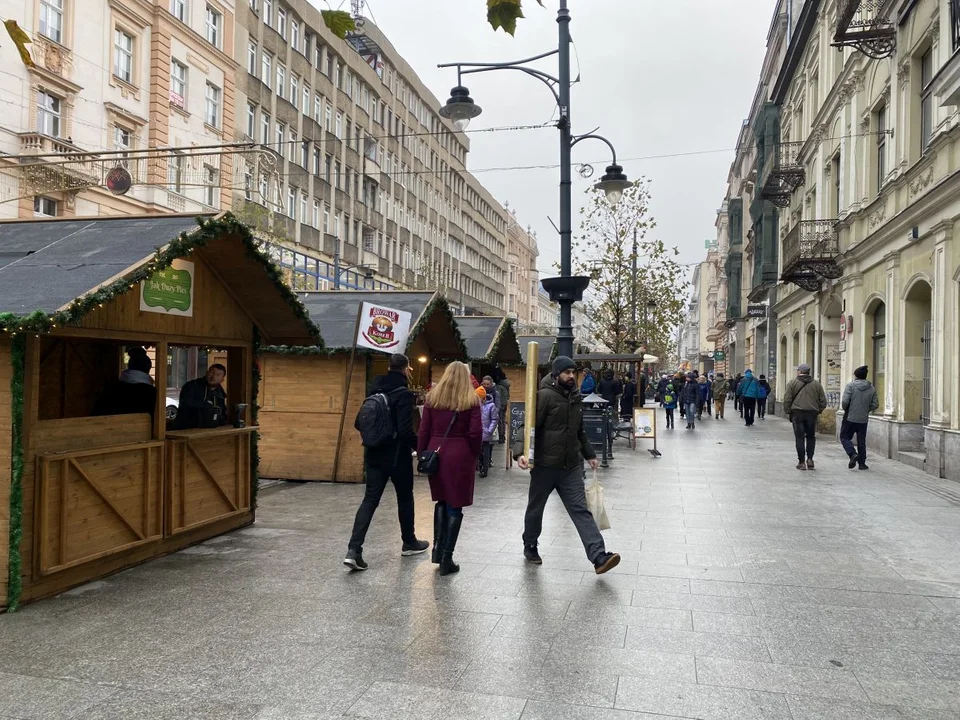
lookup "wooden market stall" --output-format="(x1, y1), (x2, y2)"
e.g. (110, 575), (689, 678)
(258, 291), (467, 483)
(517, 334), (556, 380)
(456, 314), (524, 401)
(0, 214), (319, 610)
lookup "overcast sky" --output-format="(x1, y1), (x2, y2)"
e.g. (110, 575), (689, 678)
(323, 0), (775, 275)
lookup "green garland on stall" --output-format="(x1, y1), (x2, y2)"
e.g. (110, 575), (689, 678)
(6, 335), (25, 612)
(250, 325), (262, 510)
(0, 215), (321, 345)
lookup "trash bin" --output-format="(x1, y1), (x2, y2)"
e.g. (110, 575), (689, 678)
(582, 392), (610, 468)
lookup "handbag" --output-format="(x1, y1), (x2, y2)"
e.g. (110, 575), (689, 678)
(417, 411), (458, 476)
(586, 469), (611, 531)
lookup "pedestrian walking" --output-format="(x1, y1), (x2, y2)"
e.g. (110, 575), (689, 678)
(478, 383), (498, 478)
(418, 362), (483, 576)
(680, 371), (700, 429)
(731, 373), (743, 416)
(493, 367), (511, 444)
(580, 368), (597, 395)
(696, 375), (710, 420)
(840, 365), (879, 470)
(620, 372), (637, 420)
(757, 375), (772, 419)
(663, 382), (678, 429)
(705, 374), (714, 416)
(782, 363), (828, 471)
(513, 356), (621, 575)
(638, 371), (649, 407)
(737, 370), (761, 426)
(711, 373), (728, 418)
(345, 353), (428, 571)
(656, 374), (670, 406)
(597, 369), (622, 456)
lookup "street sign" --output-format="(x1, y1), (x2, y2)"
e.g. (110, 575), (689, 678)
(746, 304), (767, 318)
(714, 350), (725, 361)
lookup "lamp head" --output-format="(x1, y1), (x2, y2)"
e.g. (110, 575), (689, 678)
(439, 86), (482, 131)
(595, 163), (630, 205)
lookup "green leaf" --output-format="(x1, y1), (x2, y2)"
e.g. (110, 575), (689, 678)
(488, 0), (524, 35)
(321, 9), (356, 39)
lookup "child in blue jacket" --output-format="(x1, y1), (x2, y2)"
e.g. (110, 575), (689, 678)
(663, 383), (678, 429)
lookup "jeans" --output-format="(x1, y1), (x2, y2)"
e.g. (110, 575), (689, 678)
(348, 461), (416, 551)
(685, 402), (698, 426)
(714, 397), (725, 418)
(757, 398), (767, 418)
(840, 420), (868, 465)
(792, 410), (818, 462)
(480, 441), (494, 473)
(741, 397), (757, 426)
(523, 464), (606, 564)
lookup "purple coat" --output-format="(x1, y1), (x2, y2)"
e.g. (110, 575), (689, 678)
(418, 404), (482, 508)
(480, 397), (498, 442)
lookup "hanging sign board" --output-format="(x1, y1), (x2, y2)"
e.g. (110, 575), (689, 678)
(140, 259), (194, 317)
(355, 302), (412, 353)
(746, 305), (768, 318)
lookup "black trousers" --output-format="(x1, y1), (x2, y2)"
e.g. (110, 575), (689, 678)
(480, 441), (494, 473)
(741, 398), (757, 425)
(757, 398), (767, 418)
(498, 406), (507, 442)
(523, 465), (605, 563)
(348, 461), (416, 551)
(792, 410), (818, 462)
(840, 420), (868, 464)
(665, 407), (675, 427)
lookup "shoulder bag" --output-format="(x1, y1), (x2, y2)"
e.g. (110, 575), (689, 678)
(417, 410), (458, 476)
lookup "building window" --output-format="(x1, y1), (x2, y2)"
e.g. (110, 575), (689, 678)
(113, 29), (134, 84)
(300, 192), (308, 223)
(205, 5), (221, 47)
(313, 94), (321, 122)
(920, 48), (934, 151)
(313, 147), (321, 175)
(302, 85), (310, 115)
(287, 185), (296, 218)
(204, 165), (218, 207)
(288, 129), (297, 161)
(170, 60), (187, 107)
(261, 52), (272, 88)
(335, 112), (342, 139)
(246, 102), (256, 137)
(876, 103), (887, 193)
(260, 111), (270, 145)
(36, 90), (61, 137)
(872, 302), (886, 408)
(301, 140), (309, 168)
(170, 0), (186, 22)
(276, 64), (285, 98)
(325, 154), (332, 182)
(276, 122), (284, 151)
(34, 196), (58, 217)
(263, 0), (272, 24)
(204, 82), (220, 127)
(277, 7), (286, 37)
(247, 40), (257, 74)
(312, 198), (320, 228)
(291, 20), (300, 51)
(167, 153), (184, 192)
(325, 104), (332, 132)
(114, 126), (132, 159)
(323, 205), (330, 232)
(244, 165), (254, 200)
(335, 160), (342, 189)
(39, 0), (64, 44)
(290, 74), (298, 104)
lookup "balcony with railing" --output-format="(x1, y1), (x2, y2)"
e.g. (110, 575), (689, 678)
(833, 0), (895, 59)
(17, 133), (100, 192)
(759, 141), (805, 207)
(781, 219), (841, 292)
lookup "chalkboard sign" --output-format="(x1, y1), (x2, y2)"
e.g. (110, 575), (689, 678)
(509, 402), (525, 445)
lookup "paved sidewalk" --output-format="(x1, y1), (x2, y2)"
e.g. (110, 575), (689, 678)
(3, 404), (960, 718)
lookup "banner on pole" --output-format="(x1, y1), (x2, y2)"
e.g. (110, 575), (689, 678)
(355, 302), (412, 353)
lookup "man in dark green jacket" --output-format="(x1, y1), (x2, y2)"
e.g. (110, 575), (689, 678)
(513, 356), (621, 574)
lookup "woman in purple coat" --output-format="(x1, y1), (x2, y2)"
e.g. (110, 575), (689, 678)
(417, 362), (482, 576)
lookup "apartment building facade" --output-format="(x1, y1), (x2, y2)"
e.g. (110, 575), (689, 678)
(233, 0), (508, 311)
(504, 204), (540, 327)
(0, 0), (240, 219)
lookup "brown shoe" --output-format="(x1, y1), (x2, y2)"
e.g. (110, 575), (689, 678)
(594, 552), (621, 574)
(805, 459), (815, 470)
(796, 462), (807, 470)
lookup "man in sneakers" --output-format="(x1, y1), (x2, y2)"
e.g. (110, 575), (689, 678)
(344, 353), (429, 570)
(782, 362), (827, 471)
(513, 356), (621, 575)
(840, 365), (879, 470)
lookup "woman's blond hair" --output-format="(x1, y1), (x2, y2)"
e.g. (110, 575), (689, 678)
(426, 362), (480, 412)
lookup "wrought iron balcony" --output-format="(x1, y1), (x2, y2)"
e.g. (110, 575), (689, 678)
(781, 219), (842, 291)
(760, 141), (805, 207)
(834, 0), (895, 59)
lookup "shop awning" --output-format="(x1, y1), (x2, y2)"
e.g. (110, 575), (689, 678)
(516, 335), (556, 367)
(0, 214), (322, 346)
(455, 316), (522, 364)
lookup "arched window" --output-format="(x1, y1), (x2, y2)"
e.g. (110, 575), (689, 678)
(872, 302), (886, 413)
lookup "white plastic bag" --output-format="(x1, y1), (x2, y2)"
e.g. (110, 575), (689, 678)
(586, 469), (611, 531)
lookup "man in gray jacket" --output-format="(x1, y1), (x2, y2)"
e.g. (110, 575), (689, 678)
(782, 363), (828, 470)
(840, 365), (879, 470)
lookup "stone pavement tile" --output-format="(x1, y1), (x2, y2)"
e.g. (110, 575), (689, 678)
(376, 651), (475, 688)
(71, 690), (263, 720)
(489, 614), (625, 651)
(516, 581), (634, 606)
(787, 695), (958, 719)
(519, 699), (686, 719)
(541, 645), (696, 683)
(920, 653), (960, 680)
(454, 660), (618, 707)
(614, 676), (792, 719)
(739, 567), (862, 590)
(582, 573), (692, 593)
(630, 589), (756, 615)
(855, 674), (960, 711)
(635, 562), (744, 582)
(802, 587), (937, 612)
(0, 671), (119, 720)
(880, 607), (960, 632)
(688, 579), (805, 602)
(854, 577), (960, 597)
(411, 574), (526, 597)
(343, 680), (445, 719)
(624, 626), (772, 662)
(695, 656), (868, 701)
(750, 598), (893, 628)
(406, 634), (553, 669)
(692, 610), (766, 636)
(564, 601), (693, 630)
(763, 636), (935, 678)
(478, 564), (587, 586)
(254, 708), (346, 720)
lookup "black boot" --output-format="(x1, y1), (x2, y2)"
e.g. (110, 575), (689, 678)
(439, 514), (463, 576)
(431, 503), (445, 564)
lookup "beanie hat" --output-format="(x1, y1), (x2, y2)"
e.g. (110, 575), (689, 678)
(127, 346), (152, 373)
(797, 363), (811, 374)
(552, 355), (576, 376)
(854, 365), (868, 380)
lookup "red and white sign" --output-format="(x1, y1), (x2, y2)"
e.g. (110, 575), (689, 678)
(356, 301), (412, 354)
(839, 317), (847, 341)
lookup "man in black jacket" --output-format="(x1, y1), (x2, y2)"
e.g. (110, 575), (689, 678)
(513, 356), (621, 574)
(597, 369), (622, 456)
(174, 364), (228, 429)
(344, 353), (428, 570)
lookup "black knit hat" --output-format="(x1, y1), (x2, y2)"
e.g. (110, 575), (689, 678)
(552, 355), (576, 375)
(854, 365), (868, 379)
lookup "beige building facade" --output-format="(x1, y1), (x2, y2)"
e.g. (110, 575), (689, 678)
(504, 204), (539, 328)
(0, 0), (240, 219)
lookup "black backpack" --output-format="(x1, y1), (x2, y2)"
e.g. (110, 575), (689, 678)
(354, 387), (405, 448)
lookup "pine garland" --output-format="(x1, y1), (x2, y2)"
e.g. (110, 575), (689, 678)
(0, 215), (321, 345)
(6, 335), (24, 612)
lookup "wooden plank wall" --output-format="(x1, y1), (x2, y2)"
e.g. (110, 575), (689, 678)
(258, 354), (367, 482)
(0, 340), (12, 608)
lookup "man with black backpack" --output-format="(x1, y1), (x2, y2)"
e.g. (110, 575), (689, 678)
(344, 353), (429, 570)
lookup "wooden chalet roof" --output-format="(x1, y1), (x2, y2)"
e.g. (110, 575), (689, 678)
(516, 335), (557, 367)
(455, 316), (522, 364)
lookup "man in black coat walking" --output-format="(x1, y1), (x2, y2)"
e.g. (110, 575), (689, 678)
(344, 353), (428, 570)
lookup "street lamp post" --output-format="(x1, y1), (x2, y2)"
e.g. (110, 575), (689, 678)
(437, 0), (630, 359)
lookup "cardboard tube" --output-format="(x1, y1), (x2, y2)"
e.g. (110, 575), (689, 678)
(524, 341), (539, 463)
